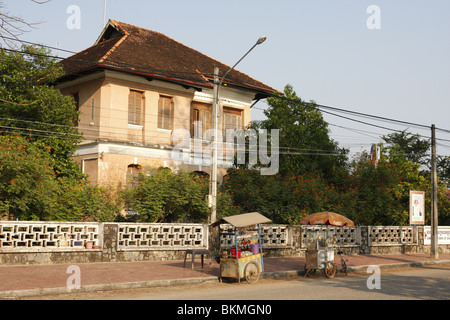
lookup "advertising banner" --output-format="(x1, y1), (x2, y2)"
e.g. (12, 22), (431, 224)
(424, 226), (450, 245)
(410, 191), (425, 225)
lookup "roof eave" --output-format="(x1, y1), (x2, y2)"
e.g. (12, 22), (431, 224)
(59, 64), (277, 99)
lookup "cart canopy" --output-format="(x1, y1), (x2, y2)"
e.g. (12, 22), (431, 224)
(212, 212), (271, 228)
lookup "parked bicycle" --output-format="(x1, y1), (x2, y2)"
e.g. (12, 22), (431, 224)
(336, 247), (348, 275)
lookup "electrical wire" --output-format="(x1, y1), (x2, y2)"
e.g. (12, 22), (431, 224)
(3, 38), (450, 159)
(4, 39), (450, 137)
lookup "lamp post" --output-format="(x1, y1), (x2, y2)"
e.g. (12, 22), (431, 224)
(209, 36), (267, 223)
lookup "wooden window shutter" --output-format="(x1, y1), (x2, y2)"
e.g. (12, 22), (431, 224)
(223, 108), (243, 137)
(158, 96), (174, 130)
(129, 90), (143, 125)
(190, 102), (212, 138)
(158, 97), (163, 128)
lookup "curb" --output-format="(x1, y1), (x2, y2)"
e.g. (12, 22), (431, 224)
(263, 259), (450, 279)
(347, 259), (450, 273)
(2, 259), (449, 299)
(0, 276), (218, 299)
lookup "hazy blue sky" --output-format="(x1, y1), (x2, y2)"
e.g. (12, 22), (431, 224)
(5, 0), (450, 157)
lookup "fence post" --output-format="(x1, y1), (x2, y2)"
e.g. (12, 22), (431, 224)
(102, 223), (118, 262)
(359, 226), (370, 255)
(207, 224), (219, 260)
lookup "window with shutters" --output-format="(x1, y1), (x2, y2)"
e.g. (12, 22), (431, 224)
(158, 95), (174, 130)
(191, 102), (212, 139)
(223, 107), (243, 137)
(128, 90), (144, 126)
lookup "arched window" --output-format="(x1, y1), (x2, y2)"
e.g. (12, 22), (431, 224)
(126, 164), (142, 186)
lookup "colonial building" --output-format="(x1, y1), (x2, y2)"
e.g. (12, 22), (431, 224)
(57, 20), (276, 185)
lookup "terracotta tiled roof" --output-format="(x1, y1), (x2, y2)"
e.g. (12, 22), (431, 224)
(60, 20), (277, 97)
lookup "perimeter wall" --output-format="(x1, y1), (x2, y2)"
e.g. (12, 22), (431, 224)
(0, 221), (449, 265)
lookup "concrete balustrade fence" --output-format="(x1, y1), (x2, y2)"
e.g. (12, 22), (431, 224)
(0, 221), (448, 265)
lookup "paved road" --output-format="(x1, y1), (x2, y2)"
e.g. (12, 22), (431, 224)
(23, 264), (450, 300)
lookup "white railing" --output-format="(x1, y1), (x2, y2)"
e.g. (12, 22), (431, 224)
(368, 226), (417, 246)
(219, 224), (290, 248)
(117, 223), (208, 250)
(300, 226), (359, 248)
(0, 221), (101, 251)
(0, 221), (424, 253)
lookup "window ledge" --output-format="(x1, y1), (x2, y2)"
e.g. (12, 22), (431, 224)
(157, 128), (172, 133)
(128, 124), (143, 130)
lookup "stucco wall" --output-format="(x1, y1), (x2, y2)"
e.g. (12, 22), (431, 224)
(60, 70), (254, 185)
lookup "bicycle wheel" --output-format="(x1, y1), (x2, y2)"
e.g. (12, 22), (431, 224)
(324, 261), (336, 278)
(341, 257), (348, 275)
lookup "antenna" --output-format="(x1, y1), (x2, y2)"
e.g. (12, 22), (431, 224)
(103, 0), (107, 28)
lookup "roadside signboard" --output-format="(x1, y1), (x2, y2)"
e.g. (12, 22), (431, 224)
(410, 191), (425, 225)
(424, 226), (450, 245)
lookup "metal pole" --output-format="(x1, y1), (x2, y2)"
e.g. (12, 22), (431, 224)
(209, 67), (220, 223)
(258, 224), (264, 272)
(430, 124), (439, 258)
(103, 0), (107, 28)
(208, 37), (266, 224)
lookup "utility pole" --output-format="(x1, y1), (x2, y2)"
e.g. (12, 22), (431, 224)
(207, 37), (267, 224)
(209, 67), (220, 223)
(430, 124), (439, 259)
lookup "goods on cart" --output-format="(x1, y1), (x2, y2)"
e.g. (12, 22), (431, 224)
(304, 229), (338, 278)
(212, 212), (271, 284)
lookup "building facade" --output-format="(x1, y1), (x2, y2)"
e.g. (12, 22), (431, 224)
(57, 20), (276, 185)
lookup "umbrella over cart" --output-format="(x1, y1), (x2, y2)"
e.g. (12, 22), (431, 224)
(212, 212), (271, 284)
(300, 211), (354, 278)
(300, 211), (354, 227)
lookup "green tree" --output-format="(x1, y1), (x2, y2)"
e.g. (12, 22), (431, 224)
(53, 182), (122, 222)
(0, 135), (121, 221)
(122, 170), (232, 223)
(382, 130), (430, 168)
(380, 130), (450, 224)
(347, 144), (431, 226)
(258, 84), (349, 183)
(223, 168), (347, 224)
(0, 135), (60, 220)
(0, 45), (82, 179)
(437, 156), (450, 187)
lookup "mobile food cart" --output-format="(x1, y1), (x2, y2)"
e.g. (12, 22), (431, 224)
(304, 229), (337, 278)
(212, 212), (271, 284)
(300, 211), (354, 279)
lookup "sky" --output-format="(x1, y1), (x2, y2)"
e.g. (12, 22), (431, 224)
(4, 0), (450, 158)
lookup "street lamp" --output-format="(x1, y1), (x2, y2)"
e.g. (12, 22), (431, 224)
(209, 36), (267, 223)
(218, 36), (267, 89)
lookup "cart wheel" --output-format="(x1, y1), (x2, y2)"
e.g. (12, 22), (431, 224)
(324, 261), (337, 279)
(244, 262), (260, 284)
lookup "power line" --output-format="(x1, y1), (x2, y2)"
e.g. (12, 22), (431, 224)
(4, 41), (450, 138)
(5, 36), (450, 135)
(0, 36), (77, 55)
(4, 38), (450, 159)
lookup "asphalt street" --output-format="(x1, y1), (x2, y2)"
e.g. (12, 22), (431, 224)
(22, 264), (450, 300)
